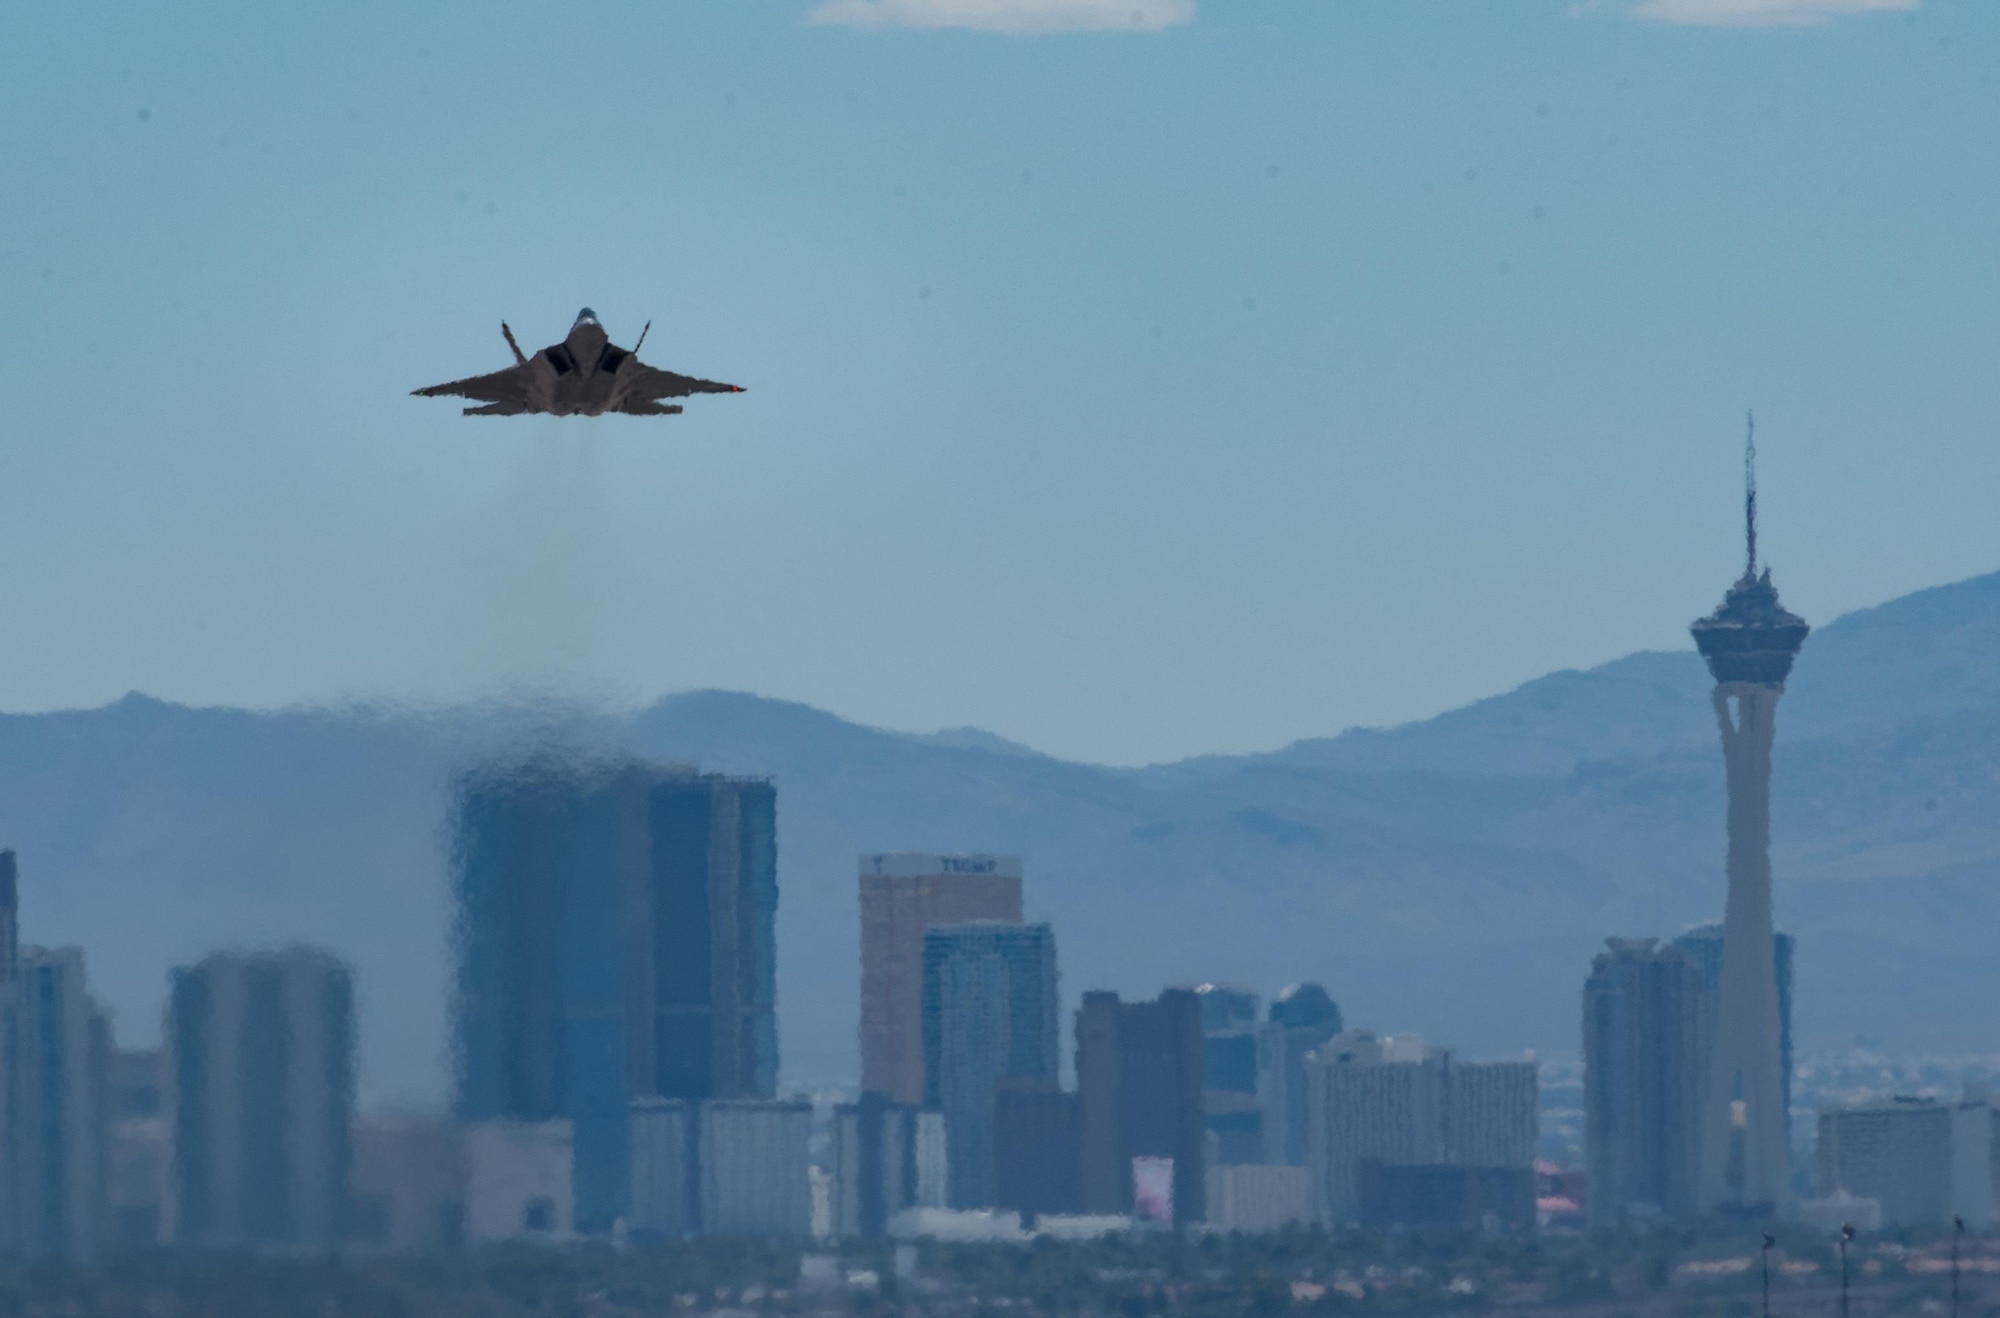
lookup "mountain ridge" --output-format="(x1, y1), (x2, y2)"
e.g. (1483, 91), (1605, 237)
(7, 569), (2000, 1104)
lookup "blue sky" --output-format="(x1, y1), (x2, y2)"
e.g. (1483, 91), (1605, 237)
(1, 0), (1994, 764)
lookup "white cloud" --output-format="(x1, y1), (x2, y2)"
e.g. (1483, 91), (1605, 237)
(1628, 0), (1916, 27)
(806, 0), (1194, 35)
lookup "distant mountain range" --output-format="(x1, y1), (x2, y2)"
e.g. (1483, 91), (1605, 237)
(8, 571), (2000, 1107)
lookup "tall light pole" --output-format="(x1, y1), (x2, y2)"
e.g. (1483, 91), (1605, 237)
(1953, 1214), (1965, 1318)
(1840, 1223), (1855, 1318)
(1761, 1231), (1775, 1318)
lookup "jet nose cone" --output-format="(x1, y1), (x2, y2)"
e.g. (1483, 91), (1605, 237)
(575, 307), (599, 325)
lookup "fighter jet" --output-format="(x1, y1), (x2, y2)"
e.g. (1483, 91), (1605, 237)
(413, 309), (743, 416)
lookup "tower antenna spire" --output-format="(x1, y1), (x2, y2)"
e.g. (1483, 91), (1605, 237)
(1744, 409), (1758, 580)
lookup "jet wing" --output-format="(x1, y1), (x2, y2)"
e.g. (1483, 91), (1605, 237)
(411, 364), (532, 407)
(624, 363), (744, 403)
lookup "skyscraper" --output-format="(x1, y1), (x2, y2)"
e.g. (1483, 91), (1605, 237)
(1263, 983), (1343, 1167)
(1183, 982), (1346, 1170)
(0, 853), (113, 1262)
(1076, 988), (1206, 1226)
(921, 921), (1059, 1208)
(0, 944), (111, 1260)
(163, 946), (355, 1250)
(860, 853), (1023, 1105)
(452, 760), (779, 1231)
(1190, 983), (1265, 1166)
(1582, 938), (1712, 1225)
(1689, 424), (1808, 1216)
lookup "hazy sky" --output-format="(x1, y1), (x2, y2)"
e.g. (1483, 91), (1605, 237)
(2, 0), (1995, 765)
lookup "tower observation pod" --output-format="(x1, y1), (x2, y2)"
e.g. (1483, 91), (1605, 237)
(1689, 415), (1808, 1218)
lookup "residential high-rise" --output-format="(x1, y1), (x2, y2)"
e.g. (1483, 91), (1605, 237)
(1304, 1032), (1537, 1228)
(921, 921), (1059, 1208)
(1076, 988), (1206, 1227)
(1582, 938), (1712, 1225)
(1582, 927), (1796, 1228)
(163, 946), (355, 1250)
(1689, 428), (1808, 1216)
(452, 760), (778, 1231)
(860, 853), (1023, 1105)
(0, 942), (111, 1260)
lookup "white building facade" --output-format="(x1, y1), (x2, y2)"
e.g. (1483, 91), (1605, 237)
(1304, 1031), (1537, 1227)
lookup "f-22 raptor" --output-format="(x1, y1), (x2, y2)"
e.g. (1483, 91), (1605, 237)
(413, 309), (743, 417)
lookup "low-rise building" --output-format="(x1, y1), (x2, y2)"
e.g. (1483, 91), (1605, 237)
(831, 1094), (948, 1238)
(464, 1119), (574, 1243)
(1205, 1164), (1310, 1233)
(703, 1100), (813, 1236)
(629, 1099), (811, 1237)
(1815, 1096), (1992, 1230)
(351, 1114), (467, 1251)
(1304, 1031), (1537, 1230)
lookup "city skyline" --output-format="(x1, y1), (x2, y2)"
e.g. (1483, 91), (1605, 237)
(6, 0), (2000, 1290)
(3, 552), (1998, 1102)
(0, 691), (1988, 1252)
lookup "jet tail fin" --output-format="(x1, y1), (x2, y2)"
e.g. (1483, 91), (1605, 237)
(631, 320), (651, 356)
(501, 321), (528, 366)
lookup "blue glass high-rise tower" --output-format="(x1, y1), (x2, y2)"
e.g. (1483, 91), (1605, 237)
(451, 760), (778, 1232)
(921, 921), (1058, 1208)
